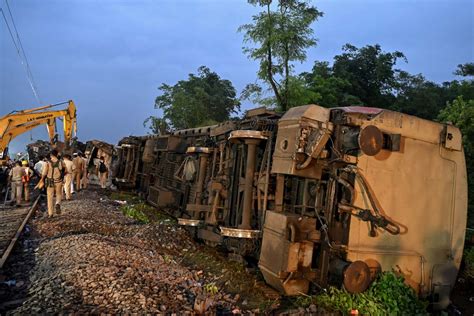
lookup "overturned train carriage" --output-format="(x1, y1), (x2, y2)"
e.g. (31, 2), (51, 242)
(115, 105), (467, 308)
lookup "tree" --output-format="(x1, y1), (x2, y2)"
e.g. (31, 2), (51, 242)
(438, 96), (474, 228)
(298, 61), (357, 107)
(392, 69), (474, 120)
(454, 62), (474, 77)
(392, 71), (446, 120)
(153, 66), (240, 130)
(143, 116), (169, 135)
(331, 44), (406, 107)
(239, 0), (322, 111)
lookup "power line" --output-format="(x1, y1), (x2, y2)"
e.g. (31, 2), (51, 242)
(1, 5), (42, 105)
(5, 0), (41, 104)
(4, 0), (41, 104)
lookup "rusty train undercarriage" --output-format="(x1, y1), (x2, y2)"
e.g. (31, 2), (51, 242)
(113, 104), (467, 309)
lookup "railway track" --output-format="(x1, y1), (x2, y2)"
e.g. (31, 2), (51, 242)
(0, 196), (40, 269)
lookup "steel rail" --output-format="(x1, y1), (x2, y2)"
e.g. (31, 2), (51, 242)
(0, 195), (40, 268)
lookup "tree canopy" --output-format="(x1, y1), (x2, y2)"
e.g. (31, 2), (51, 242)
(239, 0), (322, 111)
(455, 62), (474, 77)
(152, 66), (240, 130)
(438, 96), (474, 227)
(143, 116), (169, 135)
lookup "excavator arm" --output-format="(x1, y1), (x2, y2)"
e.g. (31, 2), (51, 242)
(0, 100), (77, 161)
(2, 117), (57, 148)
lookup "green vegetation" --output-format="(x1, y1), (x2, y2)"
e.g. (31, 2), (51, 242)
(110, 192), (176, 225)
(120, 202), (176, 225)
(438, 96), (474, 229)
(149, 66), (240, 130)
(290, 272), (427, 315)
(120, 203), (151, 224)
(109, 191), (142, 204)
(455, 62), (474, 77)
(239, 0), (322, 111)
(143, 116), (169, 135)
(203, 282), (219, 296)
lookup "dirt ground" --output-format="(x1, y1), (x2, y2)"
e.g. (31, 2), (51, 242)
(0, 188), (287, 314)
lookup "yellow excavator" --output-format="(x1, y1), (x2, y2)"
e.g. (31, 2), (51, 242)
(0, 100), (77, 164)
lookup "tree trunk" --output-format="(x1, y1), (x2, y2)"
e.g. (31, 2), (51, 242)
(283, 43), (289, 112)
(266, 3), (283, 110)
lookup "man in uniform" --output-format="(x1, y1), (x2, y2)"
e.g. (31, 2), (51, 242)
(41, 150), (64, 217)
(8, 161), (23, 206)
(80, 153), (89, 189)
(22, 160), (34, 203)
(72, 153), (84, 192)
(62, 154), (74, 200)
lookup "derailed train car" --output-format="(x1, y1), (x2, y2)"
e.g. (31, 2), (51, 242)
(115, 105), (467, 308)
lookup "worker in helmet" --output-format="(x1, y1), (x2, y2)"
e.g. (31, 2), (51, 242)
(21, 160), (33, 202)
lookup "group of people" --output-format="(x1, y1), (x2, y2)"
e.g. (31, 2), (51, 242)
(7, 159), (34, 205)
(6, 150), (109, 218)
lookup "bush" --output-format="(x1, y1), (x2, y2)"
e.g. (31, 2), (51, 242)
(295, 272), (427, 315)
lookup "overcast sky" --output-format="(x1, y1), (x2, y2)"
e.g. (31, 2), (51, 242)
(1, 0), (473, 154)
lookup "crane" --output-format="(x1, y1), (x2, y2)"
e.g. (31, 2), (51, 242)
(0, 100), (77, 163)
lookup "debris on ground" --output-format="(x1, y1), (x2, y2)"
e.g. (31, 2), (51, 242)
(0, 189), (276, 314)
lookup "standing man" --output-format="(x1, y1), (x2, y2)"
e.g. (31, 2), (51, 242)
(22, 160), (34, 203)
(72, 153), (84, 192)
(41, 150), (64, 217)
(80, 153), (89, 189)
(62, 154), (74, 200)
(8, 161), (23, 206)
(97, 156), (108, 189)
(34, 156), (46, 178)
(34, 156), (48, 198)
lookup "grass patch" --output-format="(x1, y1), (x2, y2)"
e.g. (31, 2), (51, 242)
(120, 203), (150, 223)
(111, 191), (176, 225)
(120, 202), (177, 225)
(109, 191), (142, 204)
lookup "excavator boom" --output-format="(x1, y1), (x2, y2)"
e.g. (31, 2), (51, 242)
(0, 100), (77, 161)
